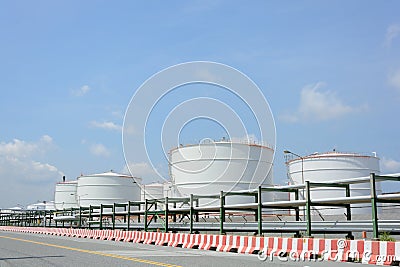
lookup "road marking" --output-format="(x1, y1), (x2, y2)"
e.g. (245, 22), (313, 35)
(0, 235), (181, 267)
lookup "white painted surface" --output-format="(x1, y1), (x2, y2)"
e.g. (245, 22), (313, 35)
(54, 181), (78, 210)
(77, 171), (141, 207)
(287, 152), (382, 215)
(170, 141), (274, 205)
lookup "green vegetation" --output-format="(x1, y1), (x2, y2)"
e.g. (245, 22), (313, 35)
(379, 232), (396, 242)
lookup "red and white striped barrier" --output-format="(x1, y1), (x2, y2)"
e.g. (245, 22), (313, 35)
(199, 234), (217, 250)
(2, 226), (400, 266)
(237, 235), (259, 254)
(169, 233), (181, 247)
(156, 232), (169, 246)
(132, 231), (142, 243)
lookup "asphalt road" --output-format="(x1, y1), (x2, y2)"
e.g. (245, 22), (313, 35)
(0, 231), (357, 267)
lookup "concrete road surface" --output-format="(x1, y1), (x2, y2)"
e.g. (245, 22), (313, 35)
(0, 231), (356, 267)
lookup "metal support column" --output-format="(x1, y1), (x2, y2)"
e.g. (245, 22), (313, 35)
(257, 186), (262, 235)
(345, 184), (352, 221)
(55, 211), (58, 228)
(305, 181), (312, 237)
(99, 204), (103, 230)
(78, 207), (82, 228)
(189, 194), (194, 234)
(370, 173), (379, 240)
(164, 197), (169, 233)
(123, 205), (127, 223)
(49, 211), (53, 227)
(154, 202), (158, 223)
(144, 199), (148, 232)
(254, 192), (259, 221)
(88, 205), (92, 229)
(62, 209), (65, 227)
(112, 203), (116, 230)
(295, 190), (300, 221)
(127, 202), (131, 231)
(195, 199), (199, 223)
(173, 202), (177, 222)
(137, 203), (141, 223)
(220, 191), (225, 235)
(345, 184), (354, 239)
(70, 207), (73, 227)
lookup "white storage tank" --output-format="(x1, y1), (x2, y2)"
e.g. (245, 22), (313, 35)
(54, 180), (79, 210)
(169, 141), (274, 205)
(77, 171), (141, 207)
(286, 151), (381, 215)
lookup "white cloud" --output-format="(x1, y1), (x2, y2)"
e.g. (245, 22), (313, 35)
(384, 24), (400, 47)
(90, 143), (110, 157)
(388, 69), (400, 92)
(0, 139), (38, 158)
(90, 121), (122, 131)
(122, 161), (161, 181)
(0, 135), (54, 158)
(72, 85), (91, 96)
(280, 82), (364, 122)
(0, 136), (64, 208)
(40, 135), (53, 143)
(0, 157), (62, 183)
(381, 157), (400, 173)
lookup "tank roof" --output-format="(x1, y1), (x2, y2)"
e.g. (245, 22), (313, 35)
(79, 171), (142, 181)
(56, 180), (78, 185)
(169, 140), (274, 153)
(91, 171), (132, 177)
(286, 151), (379, 164)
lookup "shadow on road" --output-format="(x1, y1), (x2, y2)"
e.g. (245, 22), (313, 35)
(0, 255), (65, 261)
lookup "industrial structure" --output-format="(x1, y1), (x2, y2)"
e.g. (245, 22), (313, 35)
(54, 180), (79, 210)
(169, 140), (274, 205)
(76, 171), (141, 207)
(286, 151), (382, 215)
(1, 173), (400, 241)
(3, 142), (400, 243)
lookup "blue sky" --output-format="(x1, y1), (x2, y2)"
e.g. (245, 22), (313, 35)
(1, 1), (400, 208)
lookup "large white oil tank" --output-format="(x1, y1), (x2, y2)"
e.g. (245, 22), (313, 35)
(286, 151), (381, 215)
(77, 171), (141, 207)
(169, 141), (274, 205)
(54, 181), (79, 210)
